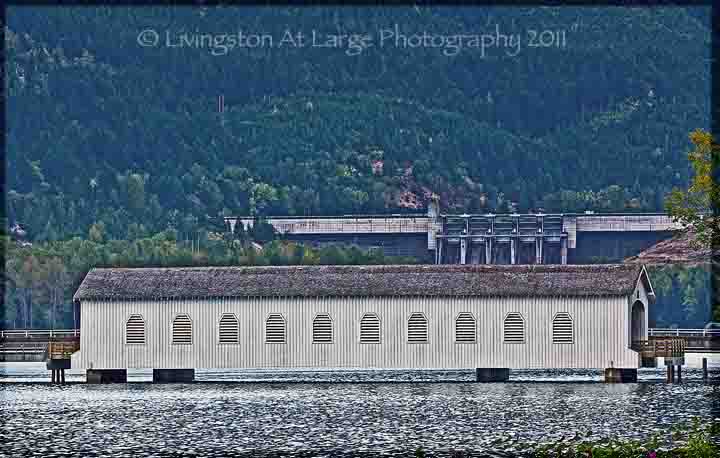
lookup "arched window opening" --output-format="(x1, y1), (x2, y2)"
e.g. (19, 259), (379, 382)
(172, 314), (193, 345)
(126, 314), (145, 345)
(360, 313), (380, 343)
(265, 313), (286, 343)
(408, 313), (428, 343)
(313, 313), (333, 343)
(218, 313), (239, 344)
(455, 313), (476, 343)
(552, 312), (574, 344)
(503, 313), (525, 343)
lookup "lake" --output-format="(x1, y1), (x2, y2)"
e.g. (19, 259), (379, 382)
(2, 363), (720, 457)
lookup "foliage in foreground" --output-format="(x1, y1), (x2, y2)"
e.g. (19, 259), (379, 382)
(665, 129), (719, 251)
(415, 418), (720, 457)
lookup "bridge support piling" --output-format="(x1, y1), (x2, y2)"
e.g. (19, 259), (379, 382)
(86, 369), (127, 384)
(604, 368), (637, 383)
(475, 368), (510, 382)
(703, 358), (708, 382)
(47, 358), (71, 384)
(153, 369), (195, 383)
(664, 357), (684, 383)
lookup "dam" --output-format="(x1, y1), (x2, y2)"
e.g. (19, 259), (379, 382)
(225, 208), (680, 264)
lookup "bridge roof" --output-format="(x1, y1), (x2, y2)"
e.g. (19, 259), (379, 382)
(74, 264), (649, 301)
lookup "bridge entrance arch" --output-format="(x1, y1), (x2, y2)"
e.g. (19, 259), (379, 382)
(631, 300), (646, 344)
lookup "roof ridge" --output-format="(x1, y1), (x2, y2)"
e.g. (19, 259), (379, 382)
(75, 264), (646, 301)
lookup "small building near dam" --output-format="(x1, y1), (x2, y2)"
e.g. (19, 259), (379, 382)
(71, 264), (654, 383)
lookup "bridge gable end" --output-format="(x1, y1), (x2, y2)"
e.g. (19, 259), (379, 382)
(632, 266), (655, 304)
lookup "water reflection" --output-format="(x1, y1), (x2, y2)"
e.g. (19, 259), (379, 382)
(1, 365), (718, 457)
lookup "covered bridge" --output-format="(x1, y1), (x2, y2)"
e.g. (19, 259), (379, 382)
(71, 264), (653, 383)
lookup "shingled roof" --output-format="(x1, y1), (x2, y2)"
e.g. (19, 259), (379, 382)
(73, 264), (650, 301)
(624, 231), (712, 265)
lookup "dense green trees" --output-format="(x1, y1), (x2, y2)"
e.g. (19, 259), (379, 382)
(5, 6), (710, 243)
(648, 264), (712, 328)
(3, 6), (712, 328)
(3, 231), (710, 330)
(2, 231), (417, 329)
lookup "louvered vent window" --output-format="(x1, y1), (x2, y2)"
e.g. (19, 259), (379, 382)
(172, 314), (193, 345)
(218, 313), (239, 344)
(360, 313), (380, 343)
(503, 313), (525, 343)
(552, 312), (574, 344)
(265, 313), (286, 343)
(455, 313), (476, 343)
(408, 313), (428, 343)
(313, 314), (333, 343)
(126, 314), (145, 345)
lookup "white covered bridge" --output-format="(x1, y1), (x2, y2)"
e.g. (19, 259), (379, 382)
(71, 264), (653, 383)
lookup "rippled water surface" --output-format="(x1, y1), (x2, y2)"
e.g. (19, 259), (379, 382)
(2, 364), (720, 457)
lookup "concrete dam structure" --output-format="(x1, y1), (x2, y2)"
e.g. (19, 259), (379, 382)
(225, 210), (680, 264)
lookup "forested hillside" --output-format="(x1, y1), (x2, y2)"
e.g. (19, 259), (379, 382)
(6, 6), (711, 242)
(3, 6), (713, 329)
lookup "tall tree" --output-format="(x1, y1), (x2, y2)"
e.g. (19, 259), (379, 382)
(665, 129), (719, 249)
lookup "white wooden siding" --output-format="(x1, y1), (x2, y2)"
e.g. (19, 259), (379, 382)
(73, 293), (643, 370)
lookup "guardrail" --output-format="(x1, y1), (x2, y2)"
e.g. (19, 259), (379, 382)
(231, 216), (433, 235)
(649, 328), (720, 338)
(633, 338), (686, 358)
(0, 342), (48, 354)
(0, 329), (80, 339)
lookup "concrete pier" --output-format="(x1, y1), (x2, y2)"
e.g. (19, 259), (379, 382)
(604, 368), (637, 383)
(47, 359), (70, 385)
(87, 369), (127, 384)
(475, 368), (510, 382)
(664, 357), (685, 384)
(50, 369), (66, 384)
(153, 369), (195, 383)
